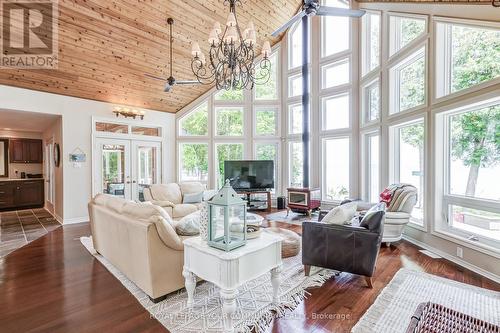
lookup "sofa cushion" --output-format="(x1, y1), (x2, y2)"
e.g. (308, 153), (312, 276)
(94, 193), (129, 213)
(149, 183), (182, 204)
(183, 191), (203, 204)
(122, 201), (175, 226)
(360, 202), (386, 232)
(179, 182), (206, 195)
(172, 204), (198, 218)
(175, 211), (200, 236)
(322, 202), (357, 225)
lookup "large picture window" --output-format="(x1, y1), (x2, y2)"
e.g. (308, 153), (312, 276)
(438, 101), (500, 246)
(436, 20), (500, 98)
(179, 102), (208, 136)
(215, 143), (244, 188)
(215, 107), (244, 136)
(389, 15), (427, 56)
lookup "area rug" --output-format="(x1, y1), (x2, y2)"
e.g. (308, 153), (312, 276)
(352, 268), (500, 333)
(80, 236), (335, 333)
(265, 210), (317, 225)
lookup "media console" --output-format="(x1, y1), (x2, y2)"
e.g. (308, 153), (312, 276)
(236, 190), (272, 212)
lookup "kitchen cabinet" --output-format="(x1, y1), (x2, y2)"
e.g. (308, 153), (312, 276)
(0, 180), (44, 210)
(9, 139), (43, 164)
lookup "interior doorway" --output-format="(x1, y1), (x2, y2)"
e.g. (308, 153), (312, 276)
(44, 138), (55, 208)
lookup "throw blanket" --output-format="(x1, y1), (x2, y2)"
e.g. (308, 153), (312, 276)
(380, 184), (417, 212)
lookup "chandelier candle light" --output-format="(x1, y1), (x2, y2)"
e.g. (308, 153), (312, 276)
(190, 0), (272, 90)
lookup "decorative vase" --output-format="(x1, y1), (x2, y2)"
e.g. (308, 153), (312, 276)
(199, 202), (209, 241)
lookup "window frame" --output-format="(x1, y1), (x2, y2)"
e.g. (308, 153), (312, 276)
(434, 96), (500, 255)
(388, 116), (427, 229)
(177, 99), (210, 138)
(434, 17), (500, 105)
(321, 90), (351, 132)
(361, 77), (381, 125)
(361, 130), (381, 203)
(388, 12), (429, 59)
(321, 56), (351, 90)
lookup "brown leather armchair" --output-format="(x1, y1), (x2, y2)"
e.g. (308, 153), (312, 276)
(302, 202), (386, 288)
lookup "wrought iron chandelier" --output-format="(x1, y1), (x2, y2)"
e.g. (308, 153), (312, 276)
(190, 0), (272, 90)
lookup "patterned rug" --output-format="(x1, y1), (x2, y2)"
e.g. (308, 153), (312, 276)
(80, 236), (335, 333)
(352, 268), (500, 333)
(265, 210), (318, 225)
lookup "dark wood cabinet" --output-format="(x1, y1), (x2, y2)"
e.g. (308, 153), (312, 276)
(0, 180), (44, 210)
(9, 139), (43, 164)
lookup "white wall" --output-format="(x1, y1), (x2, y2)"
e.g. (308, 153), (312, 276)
(0, 85), (176, 223)
(42, 117), (63, 219)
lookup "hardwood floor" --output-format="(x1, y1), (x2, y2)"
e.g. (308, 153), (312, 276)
(0, 220), (498, 333)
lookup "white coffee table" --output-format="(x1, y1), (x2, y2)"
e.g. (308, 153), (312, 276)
(183, 233), (283, 333)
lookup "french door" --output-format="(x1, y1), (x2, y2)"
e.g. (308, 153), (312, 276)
(94, 138), (161, 201)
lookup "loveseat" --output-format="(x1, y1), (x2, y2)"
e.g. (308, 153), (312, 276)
(88, 194), (196, 302)
(143, 182), (214, 220)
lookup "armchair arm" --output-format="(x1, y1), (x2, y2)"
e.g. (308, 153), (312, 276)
(150, 200), (175, 208)
(302, 221), (382, 277)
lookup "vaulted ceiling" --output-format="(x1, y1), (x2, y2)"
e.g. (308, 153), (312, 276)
(0, 0), (302, 113)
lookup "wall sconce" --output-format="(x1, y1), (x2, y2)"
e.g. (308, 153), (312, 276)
(113, 107), (145, 120)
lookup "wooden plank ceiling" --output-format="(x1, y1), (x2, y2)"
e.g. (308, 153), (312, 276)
(0, 0), (301, 113)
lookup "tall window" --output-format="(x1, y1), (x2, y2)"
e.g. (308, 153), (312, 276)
(289, 141), (303, 188)
(364, 133), (380, 203)
(390, 120), (425, 224)
(361, 12), (381, 76)
(322, 93), (350, 130)
(321, 0), (350, 58)
(362, 79), (380, 124)
(321, 58), (350, 89)
(215, 107), (244, 136)
(323, 137), (350, 201)
(436, 20), (500, 98)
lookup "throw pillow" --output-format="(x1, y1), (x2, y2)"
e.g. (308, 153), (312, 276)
(322, 202), (357, 225)
(183, 191), (203, 204)
(176, 211), (201, 236)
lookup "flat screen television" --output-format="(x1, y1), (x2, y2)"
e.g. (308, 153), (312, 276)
(224, 160), (274, 191)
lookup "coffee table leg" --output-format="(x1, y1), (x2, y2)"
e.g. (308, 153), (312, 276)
(183, 267), (196, 307)
(220, 288), (237, 333)
(271, 265), (282, 304)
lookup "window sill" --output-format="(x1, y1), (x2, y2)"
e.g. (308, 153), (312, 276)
(431, 228), (500, 260)
(406, 221), (427, 232)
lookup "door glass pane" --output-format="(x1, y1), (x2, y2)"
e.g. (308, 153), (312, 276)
(289, 142), (303, 187)
(322, 93), (350, 130)
(216, 143), (244, 188)
(397, 122), (425, 222)
(102, 144), (126, 198)
(96, 122), (128, 134)
(179, 143), (209, 182)
(137, 146), (157, 201)
(449, 105), (500, 201)
(324, 137), (350, 201)
(322, 59), (350, 89)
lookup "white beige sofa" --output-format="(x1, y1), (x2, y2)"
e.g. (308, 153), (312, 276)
(143, 182), (212, 220)
(88, 193), (196, 302)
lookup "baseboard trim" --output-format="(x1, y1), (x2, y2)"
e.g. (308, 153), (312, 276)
(403, 235), (500, 285)
(63, 216), (89, 225)
(54, 214), (64, 224)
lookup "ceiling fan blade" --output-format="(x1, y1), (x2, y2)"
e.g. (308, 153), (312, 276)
(271, 10), (307, 37)
(175, 80), (202, 85)
(144, 73), (167, 81)
(316, 7), (366, 17)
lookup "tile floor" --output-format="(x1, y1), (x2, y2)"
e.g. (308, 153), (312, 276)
(0, 209), (61, 258)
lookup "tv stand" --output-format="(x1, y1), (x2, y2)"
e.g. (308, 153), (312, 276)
(236, 190), (272, 212)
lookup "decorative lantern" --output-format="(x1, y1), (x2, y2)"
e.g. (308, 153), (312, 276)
(208, 180), (247, 251)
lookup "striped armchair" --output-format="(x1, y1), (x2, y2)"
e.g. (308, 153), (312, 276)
(382, 184), (418, 245)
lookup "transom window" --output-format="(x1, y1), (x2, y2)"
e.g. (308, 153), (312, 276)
(389, 15), (427, 56)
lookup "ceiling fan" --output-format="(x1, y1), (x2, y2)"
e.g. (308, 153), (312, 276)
(144, 18), (201, 92)
(271, 0), (365, 37)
